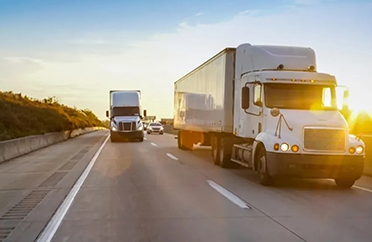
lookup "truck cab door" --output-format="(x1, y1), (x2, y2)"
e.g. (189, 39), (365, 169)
(238, 75), (263, 138)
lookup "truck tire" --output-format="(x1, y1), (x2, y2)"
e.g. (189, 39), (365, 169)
(219, 137), (234, 168)
(110, 132), (118, 142)
(256, 148), (273, 186)
(334, 178), (355, 189)
(211, 136), (220, 165)
(178, 131), (193, 150)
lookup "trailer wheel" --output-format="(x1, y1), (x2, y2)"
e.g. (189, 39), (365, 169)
(219, 137), (233, 168)
(334, 178), (355, 189)
(178, 131), (186, 150)
(211, 136), (220, 165)
(257, 148), (273, 186)
(178, 131), (193, 150)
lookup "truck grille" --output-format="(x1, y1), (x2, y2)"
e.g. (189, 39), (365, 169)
(118, 122), (136, 131)
(304, 128), (345, 152)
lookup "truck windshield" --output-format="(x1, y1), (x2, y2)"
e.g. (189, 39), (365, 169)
(264, 83), (337, 110)
(112, 107), (140, 116)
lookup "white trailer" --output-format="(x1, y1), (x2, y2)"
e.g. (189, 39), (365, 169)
(106, 90), (145, 142)
(174, 44), (365, 188)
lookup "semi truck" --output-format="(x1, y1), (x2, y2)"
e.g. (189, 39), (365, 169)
(106, 90), (144, 142)
(174, 44), (365, 188)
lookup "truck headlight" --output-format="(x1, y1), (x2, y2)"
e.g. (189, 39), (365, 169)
(280, 143), (289, 152)
(111, 126), (117, 131)
(356, 145), (364, 154)
(138, 125), (143, 131)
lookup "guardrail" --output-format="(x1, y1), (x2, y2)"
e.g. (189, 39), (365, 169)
(0, 127), (106, 164)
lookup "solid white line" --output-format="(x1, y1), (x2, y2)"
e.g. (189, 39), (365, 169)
(166, 153), (179, 160)
(151, 142), (158, 147)
(207, 180), (250, 209)
(37, 135), (110, 242)
(354, 185), (372, 193)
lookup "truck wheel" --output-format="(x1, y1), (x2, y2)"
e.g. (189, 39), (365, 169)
(211, 136), (220, 165)
(219, 137), (233, 168)
(178, 131), (193, 150)
(257, 148), (273, 186)
(177, 131), (185, 149)
(139, 138), (144, 142)
(110, 132), (118, 142)
(335, 178), (355, 188)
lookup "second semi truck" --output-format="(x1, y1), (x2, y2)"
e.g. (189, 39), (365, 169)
(174, 44), (365, 188)
(107, 90), (145, 142)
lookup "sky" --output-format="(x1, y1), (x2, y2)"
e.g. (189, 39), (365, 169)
(0, 0), (372, 119)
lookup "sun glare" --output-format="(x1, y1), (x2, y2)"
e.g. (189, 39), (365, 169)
(349, 97), (371, 114)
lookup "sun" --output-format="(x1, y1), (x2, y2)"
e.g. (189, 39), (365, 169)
(348, 94), (371, 115)
(336, 86), (371, 116)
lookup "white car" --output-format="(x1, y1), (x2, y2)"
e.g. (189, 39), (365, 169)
(147, 122), (164, 134)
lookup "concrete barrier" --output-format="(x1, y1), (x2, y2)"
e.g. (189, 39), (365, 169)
(29, 135), (42, 151)
(17, 137), (32, 155)
(0, 140), (19, 163)
(0, 127), (104, 164)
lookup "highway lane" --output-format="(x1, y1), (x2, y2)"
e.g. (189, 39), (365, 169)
(0, 131), (108, 242)
(48, 132), (372, 242)
(149, 133), (372, 241)
(2, 131), (372, 241)
(50, 133), (301, 242)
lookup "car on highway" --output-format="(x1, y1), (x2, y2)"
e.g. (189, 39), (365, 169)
(146, 122), (164, 135)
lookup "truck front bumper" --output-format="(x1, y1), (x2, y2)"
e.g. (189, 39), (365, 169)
(110, 130), (144, 140)
(266, 152), (364, 179)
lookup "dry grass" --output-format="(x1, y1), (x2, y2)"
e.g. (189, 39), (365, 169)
(0, 91), (103, 141)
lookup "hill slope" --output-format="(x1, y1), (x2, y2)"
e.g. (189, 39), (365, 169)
(0, 91), (103, 141)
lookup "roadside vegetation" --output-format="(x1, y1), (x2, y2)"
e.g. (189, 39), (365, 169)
(0, 91), (103, 141)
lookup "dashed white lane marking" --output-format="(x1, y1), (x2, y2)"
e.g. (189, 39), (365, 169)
(207, 180), (251, 209)
(166, 153), (179, 160)
(144, 137), (147, 140)
(37, 135), (110, 242)
(151, 142), (158, 147)
(354, 185), (372, 193)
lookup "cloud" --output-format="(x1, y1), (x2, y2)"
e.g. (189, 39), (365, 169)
(2, 1), (372, 118)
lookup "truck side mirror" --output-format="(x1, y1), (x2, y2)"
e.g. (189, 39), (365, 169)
(106, 110), (109, 118)
(143, 109), (147, 117)
(241, 87), (250, 109)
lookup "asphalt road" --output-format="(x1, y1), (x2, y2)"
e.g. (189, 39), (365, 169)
(1, 131), (372, 242)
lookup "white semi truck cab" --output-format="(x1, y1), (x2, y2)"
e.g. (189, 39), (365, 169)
(106, 90), (145, 142)
(174, 44), (365, 188)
